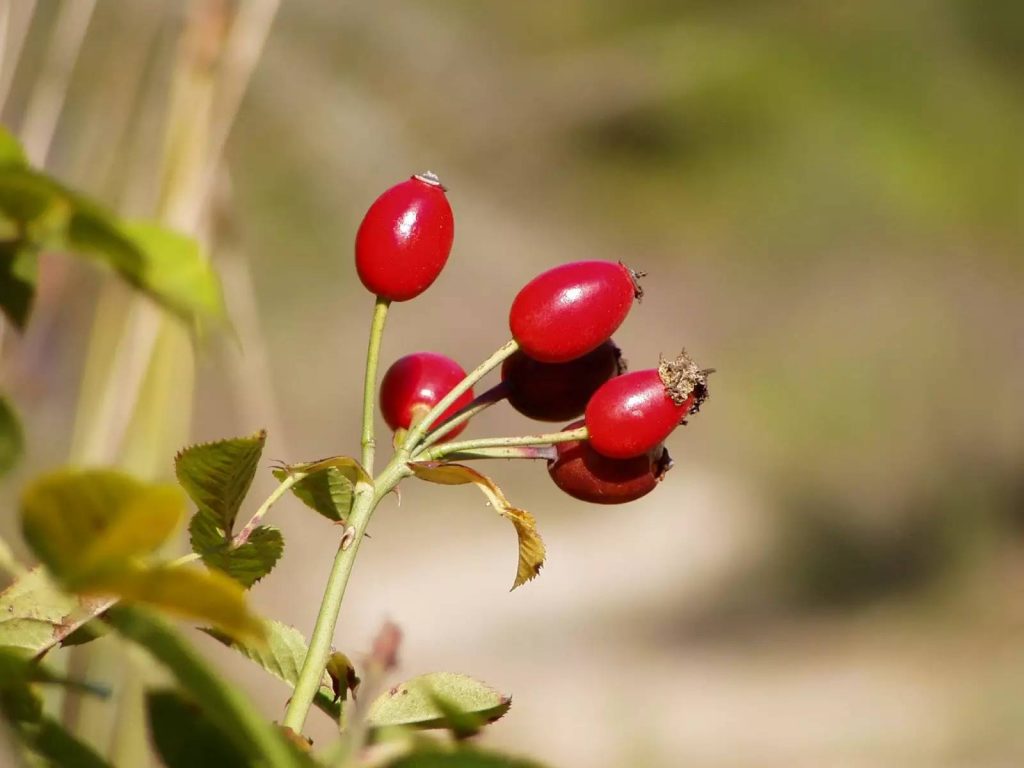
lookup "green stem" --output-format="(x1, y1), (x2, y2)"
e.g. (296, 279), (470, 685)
(280, 460), (407, 733)
(402, 339), (519, 455)
(361, 297), (390, 474)
(440, 445), (557, 461)
(416, 426), (588, 462)
(419, 382), (509, 450)
(232, 472), (301, 547)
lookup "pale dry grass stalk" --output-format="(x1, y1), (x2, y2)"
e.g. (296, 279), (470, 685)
(0, 0), (37, 113)
(19, 0), (98, 166)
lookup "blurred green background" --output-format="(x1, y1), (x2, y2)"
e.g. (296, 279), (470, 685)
(2, 1), (1023, 766)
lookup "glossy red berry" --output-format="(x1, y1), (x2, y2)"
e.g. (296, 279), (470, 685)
(547, 420), (672, 504)
(501, 340), (625, 422)
(355, 173), (454, 302)
(379, 353), (474, 439)
(509, 261), (641, 363)
(585, 352), (710, 459)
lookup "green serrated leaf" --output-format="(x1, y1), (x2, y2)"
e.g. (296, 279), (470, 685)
(146, 689), (249, 768)
(191, 518), (284, 589)
(176, 431), (267, 538)
(0, 395), (24, 475)
(382, 745), (547, 768)
(20, 469), (184, 586)
(367, 672), (511, 733)
(201, 620), (342, 721)
(118, 220), (226, 331)
(0, 567), (112, 654)
(0, 168), (71, 231)
(0, 126), (27, 169)
(0, 241), (37, 330)
(0, 158), (223, 330)
(104, 606), (307, 768)
(85, 565), (263, 641)
(272, 466), (353, 523)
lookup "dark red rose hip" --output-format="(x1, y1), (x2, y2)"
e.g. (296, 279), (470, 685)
(548, 420), (672, 504)
(585, 351), (710, 459)
(508, 261), (640, 363)
(379, 352), (474, 439)
(355, 173), (454, 302)
(501, 340), (625, 422)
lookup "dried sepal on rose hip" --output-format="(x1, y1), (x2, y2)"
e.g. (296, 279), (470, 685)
(509, 261), (642, 363)
(585, 350), (711, 459)
(379, 352), (474, 440)
(548, 420), (672, 504)
(355, 172), (454, 302)
(501, 340), (626, 423)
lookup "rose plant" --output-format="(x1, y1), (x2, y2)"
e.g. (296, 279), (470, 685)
(0, 139), (711, 767)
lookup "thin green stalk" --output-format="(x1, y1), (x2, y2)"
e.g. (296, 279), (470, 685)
(281, 459), (408, 733)
(401, 339), (519, 454)
(418, 381), (508, 450)
(361, 297), (390, 474)
(232, 472), (301, 547)
(282, 297), (394, 733)
(416, 425), (588, 462)
(440, 445), (557, 461)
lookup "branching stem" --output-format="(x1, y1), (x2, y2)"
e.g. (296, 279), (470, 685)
(400, 339), (518, 455)
(415, 426), (588, 463)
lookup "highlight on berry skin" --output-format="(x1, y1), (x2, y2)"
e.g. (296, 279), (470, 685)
(585, 350), (711, 460)
(355, 172), (455, 302)
(379, 352), (475, 440)
(548, 420), (673, 504)
(508, 260), (641, 363)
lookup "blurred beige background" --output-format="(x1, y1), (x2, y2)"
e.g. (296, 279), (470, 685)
(2, 1), (1024, 766)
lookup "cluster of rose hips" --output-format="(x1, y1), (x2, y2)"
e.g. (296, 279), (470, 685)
(356, 172), (710, 504)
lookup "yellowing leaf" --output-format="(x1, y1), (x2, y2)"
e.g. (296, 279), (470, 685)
(366, 672), (510, 733)
(409, 463), (545, 589)
(85, 565), (264, 642)
(0, 566), (113, 654)
(20, 469), (185, 586)
(176, 431), (267, 537)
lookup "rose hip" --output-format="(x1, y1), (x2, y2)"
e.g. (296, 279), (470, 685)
(379, 352), (474, 440)
(585, 351), (710, 459)
(508, 261), (640, 363)
(501, 340), (625, 422)
(355, 173), (454, 302)
(547, 420), (672, 504)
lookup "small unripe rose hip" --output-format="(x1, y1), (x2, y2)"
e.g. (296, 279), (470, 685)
(547, 420), (672, 504)
(501, 340), (626, 422)
(355, 172), (454, 302)
(585, 351), (710, 459)
(509, 261), (641, 363)
(379, 352), (474, 440)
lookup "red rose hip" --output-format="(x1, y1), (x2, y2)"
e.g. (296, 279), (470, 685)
(509, 261), (641, 363)
(548, 420), (673, 504)
(380, 352), (474, 439)
(585, 351), (710, 459)
(501, 340), (626, 422)
(355, 172), (454, 301)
